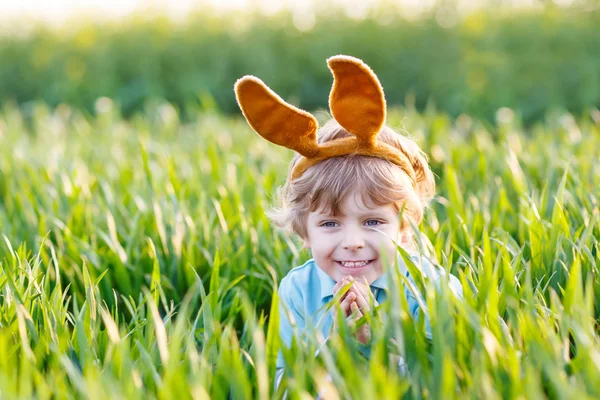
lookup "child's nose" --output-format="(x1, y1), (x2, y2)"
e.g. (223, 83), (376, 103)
(342, 228), (365, 250)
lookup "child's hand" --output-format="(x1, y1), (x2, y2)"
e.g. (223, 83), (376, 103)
(333, 276), (378, 313)
(332, 276), (377, 345)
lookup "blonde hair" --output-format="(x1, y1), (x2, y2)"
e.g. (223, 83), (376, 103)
(267, 119), (435, 240)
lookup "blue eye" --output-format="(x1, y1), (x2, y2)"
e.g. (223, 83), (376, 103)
(321, 221), (338, 228)
(365, 220), (382, 226)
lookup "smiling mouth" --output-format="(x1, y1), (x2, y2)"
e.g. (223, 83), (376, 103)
(336, 260), (375, 268)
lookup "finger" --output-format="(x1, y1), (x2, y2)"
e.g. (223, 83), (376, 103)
(352, 282), (369, 301)
(347, 292), (357, 313)
(348, 283), (371, 309)
(345, 301), (360, 328)
(350, 301), (363, 320)
(346, 301), (358, 328)
(333, 279), (348, 298)
(340, 292), (356, 315)
(350, 285), (371, 312)
(342, 275), (353, 288)
(357, 278), (379, 307)
(355, 278), (373, 299)
(338, 277), (354, 300)
(337, 276), (352, 288)
(333, 280), (341, 295)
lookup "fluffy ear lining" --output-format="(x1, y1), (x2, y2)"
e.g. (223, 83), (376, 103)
(327, 55), (386, 145)
(234, 76), (320, 158)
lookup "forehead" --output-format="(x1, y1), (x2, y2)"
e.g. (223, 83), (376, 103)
(313, 189), (396, 217)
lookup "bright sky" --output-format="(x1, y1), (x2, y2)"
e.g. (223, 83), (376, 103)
(0, 0), (548, 24)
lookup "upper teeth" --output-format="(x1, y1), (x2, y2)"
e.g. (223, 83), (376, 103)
(340, 260), (369, 267)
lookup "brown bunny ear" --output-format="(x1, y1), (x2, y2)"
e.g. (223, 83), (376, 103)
(327, 55), (386, 145)
(234, 76), (320, 158)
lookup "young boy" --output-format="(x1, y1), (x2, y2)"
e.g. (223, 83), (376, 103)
(233, 55), (463, 387)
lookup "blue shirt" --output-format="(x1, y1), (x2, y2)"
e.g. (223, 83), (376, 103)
(276, 253), (463, 368)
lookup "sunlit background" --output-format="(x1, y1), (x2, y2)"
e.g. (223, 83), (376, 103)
(0, 0), (566, 23)
(0, 0), (598, 123)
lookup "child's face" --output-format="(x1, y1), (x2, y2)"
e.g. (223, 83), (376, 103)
(302, 189), (406, 284)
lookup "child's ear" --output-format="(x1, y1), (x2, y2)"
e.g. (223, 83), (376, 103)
(398, 229), (413, 247)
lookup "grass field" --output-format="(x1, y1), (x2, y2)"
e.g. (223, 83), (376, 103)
(0, 100), (599, 398)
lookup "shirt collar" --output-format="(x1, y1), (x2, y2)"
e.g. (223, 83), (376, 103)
(316, 264), (337, 301)
(370, 273), (388, 290)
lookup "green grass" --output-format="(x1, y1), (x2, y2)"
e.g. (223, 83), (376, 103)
(0, 100), (599, 398)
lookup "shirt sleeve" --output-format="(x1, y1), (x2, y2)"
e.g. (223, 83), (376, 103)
(276, 276), (305, 369)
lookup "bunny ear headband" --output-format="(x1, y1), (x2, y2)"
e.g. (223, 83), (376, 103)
(234, 55), (416, 184)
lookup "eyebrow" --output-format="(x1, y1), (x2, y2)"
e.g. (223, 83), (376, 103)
(357, 211), (389, 218)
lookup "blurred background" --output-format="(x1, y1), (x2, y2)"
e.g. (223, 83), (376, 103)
(0, 0), (598, 124)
